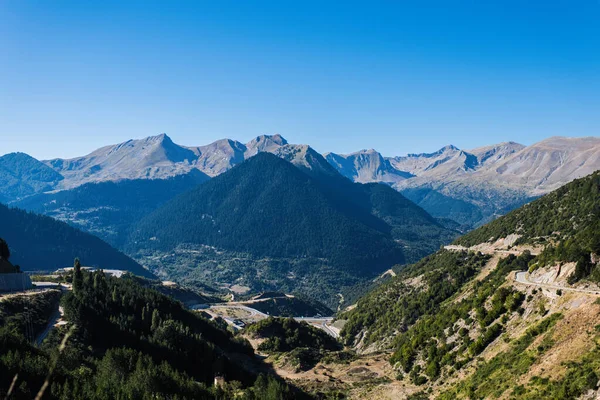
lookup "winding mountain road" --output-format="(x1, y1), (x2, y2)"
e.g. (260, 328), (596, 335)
(514, 271), (600, 296)
(445, 245), (600, 296)
(204, 304), (339, 338)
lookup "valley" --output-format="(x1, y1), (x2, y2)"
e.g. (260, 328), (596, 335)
(3, 133), (599, 310)
(1, 130), (599, 400)
(204, 303), (339, 338)
(2, 3), (598, 398)
(1, 159), (599, 399)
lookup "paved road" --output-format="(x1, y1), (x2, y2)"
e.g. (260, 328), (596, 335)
(204, 304), (339, 338)
(209, 304), (269, 318)
(33, 282), (71, 290)
(514, 271), (600, 296)
(444, 245), (540, 256)
(446, 245), (600, 296)
(295, 316), (338, 338)
(35, 306), (65, 346)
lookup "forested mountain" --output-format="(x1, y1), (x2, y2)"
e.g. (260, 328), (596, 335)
(14, 171), (209, 247)
(0, 204), (153, 277)
(127, 153), (455, 305)
(0, 268), (300, 399)
(0, 152), (64, 202)
(336, 170), (600, 398)
(129, 153), (400, 266)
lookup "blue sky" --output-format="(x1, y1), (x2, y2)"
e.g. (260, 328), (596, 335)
(1, 1), (598, 159)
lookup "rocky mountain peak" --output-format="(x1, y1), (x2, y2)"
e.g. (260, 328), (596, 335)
(441, 144), (459, 152)
(145, 132), (170, 142)
(468, 141), (525, 166)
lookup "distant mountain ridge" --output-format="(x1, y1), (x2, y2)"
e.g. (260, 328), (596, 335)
(325, 149), (414, 184)
(43, 133), (302, 188)
(327, 137), (600, 226)
(2, 134), (599, 229)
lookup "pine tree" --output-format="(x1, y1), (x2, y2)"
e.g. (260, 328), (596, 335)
(0, 237), (10, 259)
(72, 258), (83, 295)
(151, 309), (161, 331)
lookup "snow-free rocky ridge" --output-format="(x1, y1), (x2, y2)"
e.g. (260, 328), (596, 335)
(2, 133), (599, 228)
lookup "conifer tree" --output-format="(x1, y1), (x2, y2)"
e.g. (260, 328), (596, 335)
(0, 237), (9, 259)
(151, 308), (161, 330)
(73, 258), (83, 294)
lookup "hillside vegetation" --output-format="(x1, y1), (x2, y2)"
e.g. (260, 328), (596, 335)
(127, 153), (455, 305)
(241, 296), (333, 318)
(14, 171), (208, 247)
(335, 170), (600, 398)
(341, 250), (491, 349)
(0, 204), (153, 277)
(0, 267), (302, 399)
(457, 171), (600, 248)
(457, 171), (600, 283)
(246, 317), (340, 354)
(245, 317), (342, 371)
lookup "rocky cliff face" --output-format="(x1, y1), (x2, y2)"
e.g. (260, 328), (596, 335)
(325, 149), (414, 184)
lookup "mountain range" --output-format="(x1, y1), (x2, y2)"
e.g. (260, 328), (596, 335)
(328, 136), (600, 226)
(2, 132), (599, 304)
(2, 133), (600, 398)
(2, 134), (598, 229)
(125, 152), (455, 305)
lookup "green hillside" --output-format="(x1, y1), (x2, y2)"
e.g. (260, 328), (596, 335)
(0, 204), (154, 277)
(456, 171), (600, 248)
(0, 268), (302, 399)
(341, 250), (492, 348)
(14, 171), (209, 247)
(457, 170), (600, 282)
(245, 317), (342, 371)
(0, 152), (64, 201)
(336, 170), (600, 398)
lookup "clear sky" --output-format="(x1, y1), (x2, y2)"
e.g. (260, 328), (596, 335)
(1, 1), (599, 159)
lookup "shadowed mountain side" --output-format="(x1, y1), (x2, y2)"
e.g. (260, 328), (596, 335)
(0, 203), (154, 277)
(14, 170), (209, 247)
